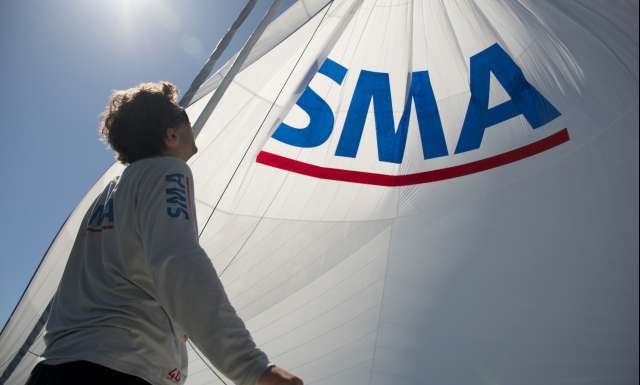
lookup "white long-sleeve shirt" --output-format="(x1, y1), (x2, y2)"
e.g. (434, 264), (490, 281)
(43, 156), (268, 385)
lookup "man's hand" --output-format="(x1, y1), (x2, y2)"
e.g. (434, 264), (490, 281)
(256, 365), (303, 385)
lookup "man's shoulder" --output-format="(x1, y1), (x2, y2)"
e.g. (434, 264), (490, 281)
(128, 156), (191, 176)
(122, 157), (192, 197)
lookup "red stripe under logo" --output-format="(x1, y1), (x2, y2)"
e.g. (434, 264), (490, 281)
(256, 128), (569, 187)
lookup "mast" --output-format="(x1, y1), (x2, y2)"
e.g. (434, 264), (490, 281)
(179, 0), (259, 108)
(190, 0), (285, 137)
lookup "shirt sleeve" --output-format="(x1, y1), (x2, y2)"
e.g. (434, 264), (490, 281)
(137, 158), (268, 385)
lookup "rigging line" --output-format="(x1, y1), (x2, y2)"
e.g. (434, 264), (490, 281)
(209, 0), (370, 280)
(179, 0), (258, 108)
(196, 1), (334, 242)
(187, 340), (229, 385)
(208, 2), (336, 279)
(189, 0), (302, 385)
(204, 0), (365, 281)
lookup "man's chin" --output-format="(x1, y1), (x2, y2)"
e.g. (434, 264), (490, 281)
(185, 147), (198, 161)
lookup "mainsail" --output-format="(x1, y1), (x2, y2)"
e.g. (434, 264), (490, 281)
(1, 1), (638, 384)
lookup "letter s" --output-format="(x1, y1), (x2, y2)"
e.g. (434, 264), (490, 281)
(272, 58), (348, 148)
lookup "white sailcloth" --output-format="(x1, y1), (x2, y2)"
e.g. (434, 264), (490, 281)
(1, 1), (638, 385)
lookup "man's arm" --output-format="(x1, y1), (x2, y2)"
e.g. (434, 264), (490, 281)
(137, 158), (272, 385)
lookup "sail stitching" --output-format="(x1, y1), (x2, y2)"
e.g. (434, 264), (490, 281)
(257, 279), (383, 346)
(271, 305), (379, 362)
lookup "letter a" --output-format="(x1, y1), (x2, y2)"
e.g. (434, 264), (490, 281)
(455, 44), (561, 154)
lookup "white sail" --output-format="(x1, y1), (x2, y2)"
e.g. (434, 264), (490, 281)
(1, 1), (638, 385)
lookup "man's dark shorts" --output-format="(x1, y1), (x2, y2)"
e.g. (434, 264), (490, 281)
(26, 360), (151, 385)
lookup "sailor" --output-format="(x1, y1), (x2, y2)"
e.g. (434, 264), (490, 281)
(26, 82), (303, 385)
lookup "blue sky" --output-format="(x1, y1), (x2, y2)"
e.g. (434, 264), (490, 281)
(0, 0), (294, 331)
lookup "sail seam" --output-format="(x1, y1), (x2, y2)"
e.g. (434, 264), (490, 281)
(271, 305), (379, 361)
(206, 206), (399, 223)
(257, 279), (384, 346)
(249, 256), (386, 335)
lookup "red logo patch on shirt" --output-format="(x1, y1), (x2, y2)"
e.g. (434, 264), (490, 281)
(167, 368), (182, 382)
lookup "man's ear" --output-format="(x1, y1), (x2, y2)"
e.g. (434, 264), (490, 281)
(164, 126), (180, 148)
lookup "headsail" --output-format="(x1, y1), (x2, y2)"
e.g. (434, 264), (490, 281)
(1, 1), (638, 384)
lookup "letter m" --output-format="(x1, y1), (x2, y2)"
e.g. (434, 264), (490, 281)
(335, 70), (448, 164)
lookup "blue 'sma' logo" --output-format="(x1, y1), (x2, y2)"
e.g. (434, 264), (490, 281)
(165, 173), (191, 220)
(87, 197), (114, 233)
(257, 43), (569, 186)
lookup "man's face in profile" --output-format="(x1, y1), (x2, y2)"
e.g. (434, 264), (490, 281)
(177, 120), (198, 161)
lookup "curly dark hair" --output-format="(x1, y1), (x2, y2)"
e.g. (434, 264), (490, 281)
(99, 81), (189, 164)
